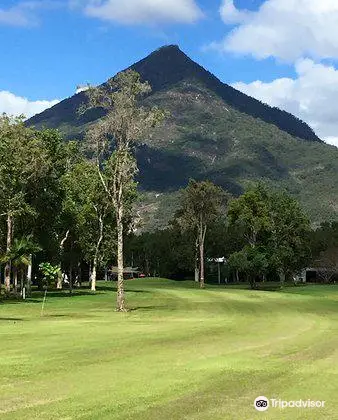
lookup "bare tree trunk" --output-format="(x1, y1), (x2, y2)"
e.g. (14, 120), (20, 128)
(91, 211), (104, 292)
(5, 213), (13, 293)
(69, 262), (73, 295)
(91, 260), (97, 292)
(4, 263), (11, 293)
(199, 240), (205, 288)
(194, 266), (199, 283)
(57, 230), (70, 290)
(13, 266), (18, 294)
(279, 270), (286, 288)
(20, 268), (24, 296)
(199, 224), (207, 289)
(88, 262), (92, 286)
(27, 256), (32, 296)
(78, 262), (82, 287)
(104, 268), (108, 282)
(116, 209), (126, 311)
(194, 237), (199, 282)
(57, 270), (63, 290)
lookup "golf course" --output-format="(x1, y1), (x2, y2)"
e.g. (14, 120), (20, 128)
(1, 278), (337, 419)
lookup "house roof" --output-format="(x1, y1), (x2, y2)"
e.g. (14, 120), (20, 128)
(110, 267), (140, 274)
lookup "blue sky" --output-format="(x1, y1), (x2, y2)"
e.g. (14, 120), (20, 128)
(1, 0), (288, 99)
(1, 0), (338, 146)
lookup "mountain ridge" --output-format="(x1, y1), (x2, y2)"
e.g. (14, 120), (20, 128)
(28, 45), (320, 143)
(27, 45), (338, 227)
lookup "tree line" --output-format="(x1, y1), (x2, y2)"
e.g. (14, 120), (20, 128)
(0, 70), (337, 311)
(0, 70), (164, 312)
(126, 182), (316, 288)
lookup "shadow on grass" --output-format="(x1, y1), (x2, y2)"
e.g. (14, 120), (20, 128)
(42, 291), (104, 298)
(124, 289), (152, 294)
(129, 305), (164, 312)
(0, 287), (152, 306)
(0, 317), (24, 321)
(0, 298), (41, 305)
(95, 284), (152, 293)
(219, 282), (305, 292)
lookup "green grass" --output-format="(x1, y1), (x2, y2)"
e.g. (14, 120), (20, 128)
(1, 279), (338, 419)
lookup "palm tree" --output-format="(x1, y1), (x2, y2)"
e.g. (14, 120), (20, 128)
(1, 235), (41, 295)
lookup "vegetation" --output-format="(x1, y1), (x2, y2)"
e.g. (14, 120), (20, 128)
(1, 70), (336, 295)
(62, 160), (113, 291)
(82, 69), (164, 310)
(227, 185), (311, 288)
(176, 180), (227, 287)
(309, 222), (338, 282)
(38, 262), (60, 288)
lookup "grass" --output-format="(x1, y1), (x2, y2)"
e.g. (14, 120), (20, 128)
(1, 279), (338, 419)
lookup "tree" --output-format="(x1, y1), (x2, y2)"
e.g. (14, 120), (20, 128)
(39, 262), (61, 288)
(62, 160), (114, 291)
(125, 225), (196, 280)
(267, 190), (311, 285)
(310, 222), (338, 259)
(82, 70), (164, 311)
(228, 186), (270, 249)
(0, 127), (81, 294)
(0, 115), (48, 293)
(177, 180), (227, 288)
(310, 222), (338, 283)
(315, 246), (338, 283)
(1, 235), (41, 294)
(228, 185), (311, 287)
(228, 246), (269, 289)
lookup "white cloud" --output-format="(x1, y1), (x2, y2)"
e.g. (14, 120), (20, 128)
(0, 91), (59, 119)
(75, 0), (203, 25)
(0, 1), (61, 27)
(324, 137), (338, 147)
(219, 0), (249, 24)
(216, 0), (338, 61)
(0, 3), (36, 26)
(232, 59), (338, 146)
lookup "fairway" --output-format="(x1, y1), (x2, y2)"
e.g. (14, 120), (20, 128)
(1, 279), (338, 419)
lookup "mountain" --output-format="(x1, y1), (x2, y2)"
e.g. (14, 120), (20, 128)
(28, 45), (338, 228)
(29, 45), (319, 142)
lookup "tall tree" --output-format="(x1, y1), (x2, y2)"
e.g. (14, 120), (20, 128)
(1, 235), (41, 294)
(82, 70), (164, 311)
(227, 186), (270, 249)
(21, 130), (81, 291)
(268, 190), (311, 284)
(228, 185), (311, 287)
(62, 160), (114, 291)
(177, 180), (227, 288)
(0, 116), (48, 293)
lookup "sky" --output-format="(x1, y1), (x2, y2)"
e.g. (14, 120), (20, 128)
(1, 0), (338, 146)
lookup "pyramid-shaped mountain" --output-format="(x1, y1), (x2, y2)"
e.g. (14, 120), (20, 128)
(28, 45), (338, 226)
(29, 45), (318, 142)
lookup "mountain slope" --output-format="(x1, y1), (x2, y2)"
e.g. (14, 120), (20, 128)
(29, 45), (319, 143)
(27, 45), (338, 227)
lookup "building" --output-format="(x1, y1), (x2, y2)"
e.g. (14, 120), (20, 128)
(109, 267), (140, 280)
